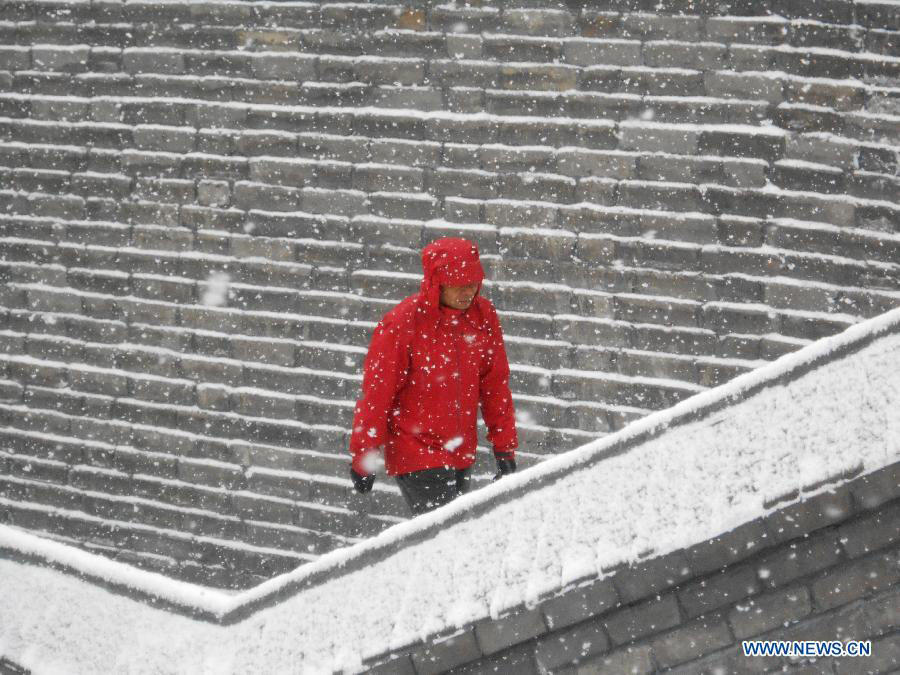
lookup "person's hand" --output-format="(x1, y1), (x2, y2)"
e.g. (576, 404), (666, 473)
(350, 466), (375, 493)
(493, 457), (516, 481)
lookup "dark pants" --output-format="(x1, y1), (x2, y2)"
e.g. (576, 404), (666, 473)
(395, 466), (472, 515)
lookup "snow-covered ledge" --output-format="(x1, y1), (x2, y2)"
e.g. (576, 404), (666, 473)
(2, 307), (899, 674)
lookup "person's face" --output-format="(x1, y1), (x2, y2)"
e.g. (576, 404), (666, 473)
(439, 282), (479, 309)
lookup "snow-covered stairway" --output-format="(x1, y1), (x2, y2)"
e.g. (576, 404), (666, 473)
(0, 0), (898, 589)
(0, 304), (897, 675)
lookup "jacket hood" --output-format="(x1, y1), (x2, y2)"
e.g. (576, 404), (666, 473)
(418, 237), (486, 322)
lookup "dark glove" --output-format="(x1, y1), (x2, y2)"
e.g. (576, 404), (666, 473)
(350, 466), (375, 494)
(493, 457), (516, 481)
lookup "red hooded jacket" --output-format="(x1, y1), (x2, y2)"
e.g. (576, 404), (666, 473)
(349, 237), (519, 476)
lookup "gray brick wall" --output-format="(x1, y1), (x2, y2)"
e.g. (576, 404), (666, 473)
(363, 462), (900, 674)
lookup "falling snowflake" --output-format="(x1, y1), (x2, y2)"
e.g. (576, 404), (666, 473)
(201, 271), (231, 307)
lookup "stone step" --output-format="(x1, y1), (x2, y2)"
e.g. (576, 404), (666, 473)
(3, 234), (876, 350)
(2, 56), (895, 126)
(2, 143), (898, 234)
(0, 322), (615, 459)
(0, 95), (798, 165)
(1, 294), (794, 392)
(0, 369), (619, 467)
(3, 218), (894, 334)
(2, 157), (898, 240)
(5, 206), (898, 315)
(2, 0), (892, 32)
(0, 399), (412, 534)
(0, 302), (704, 416)
(1, 10), (896, 63)
(2, 133), (895, 189)
(0, 473), (313, 589)
(0, 516), (270, 590)
(0, 424), (411, 527)
(0, 444), (362, 554)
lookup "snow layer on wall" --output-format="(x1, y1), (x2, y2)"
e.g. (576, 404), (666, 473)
(1, 308), (899, 674)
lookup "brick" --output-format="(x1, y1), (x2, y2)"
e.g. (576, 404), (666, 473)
(563, 39), (642, 67)
(727, 585), (812, 639)
(602, 594), (681, 646)
(231, 491), (295, 525)
(612, 551), (693, 604)
(756, 529), (844, 591)
(649, 614), (733, 668)
(122, 49), (185, 74)
(850, 464), (900, 512)
(837, 501), (900, 558)
(534, 619), (609, 671)
(447, 34), (482, 60)
(811, 548), (900, 612)
(475, 606), (547, 656)
(643, 41), (727, 70)
(619, 125), (698, 154)
(233, 182), (303, 212)
(500, 228), (577, 261)
(364, 654), (417, 675)
(501, 9), (575, 37)
(557, 149), (636, 180)
(575, 644), (653, 675)
(411, 629), (482, 675)
(249, 53), (316, 80)
(765, 487), (855, 545)
(485, 201), (557, 229)
(541, 578), (620, 631)
(678, 563), (761, 619)
(705, 71), (783, 103)
(834, 632), (900, 675)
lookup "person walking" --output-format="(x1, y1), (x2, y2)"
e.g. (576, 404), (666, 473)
(348, 237), (519, 515)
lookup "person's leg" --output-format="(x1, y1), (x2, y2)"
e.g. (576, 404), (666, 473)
(395, 467), (459, 515)
(455, 467), (472, 496)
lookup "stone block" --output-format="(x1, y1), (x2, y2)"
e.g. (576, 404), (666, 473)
(850, 463), (900, 511)
(644, 41), (727, 70)
(612, 550), (693, 604)
(411, 629), (482, 675)
(353, 164), (423, 193)
(649, 614), (733, 669)
(501, 9), (576, 37)
(563, 39), (642, 67)
(69, 367), (129, 397)
(122, 49), (185, 74)
(249, 53), (316, 80)
(368, 192), (435, 220)
(541, 578), (620, 631)
(836, 501), (900, 559)
(475, 606), (548, 656)
(765, 487), (855, 545)
(728, 585), (812, 639)
(705, 71), (783, 103)
(500, 228), (577, 261)
(232, 182), (303, 212)
(619, 125), (699, 154)
(485, 201), (557, 229)
(677, 563), (761, 619)
(32, 45), (90, 72)
(534, 619), (610, 671)
(197, 180), (230, 208)
(698, 130), (784, 162)
(602, 594), (682, 646)
(576, 644), (653, 675)
(811, 548), (900, 612)
(557, 149), (636, 180)
(447, 34), (482, 60)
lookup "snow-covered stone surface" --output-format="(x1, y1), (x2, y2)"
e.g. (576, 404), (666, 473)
(1, 306), (898, 674)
